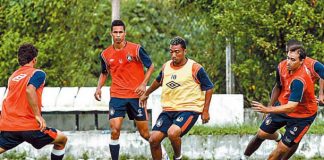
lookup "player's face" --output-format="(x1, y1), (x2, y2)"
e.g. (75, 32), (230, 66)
(287, 51), (303, 72)
(111, 26), (126, 44)
(170, 44), (186, 65)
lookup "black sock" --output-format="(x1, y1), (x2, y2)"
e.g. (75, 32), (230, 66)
(51, 153), (64, 160)
(109, 144), (120, 160)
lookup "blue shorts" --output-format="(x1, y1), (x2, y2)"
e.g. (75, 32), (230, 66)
(109, 97), (148, 121)
(260, 113), (316, 147)
(0, 128), (57, 150)
(153, 111), (199, 137)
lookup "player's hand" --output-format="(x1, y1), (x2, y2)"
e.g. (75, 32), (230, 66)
(135, 83), (146, 96)
(94, 88), (102, 101)
(251, 101), (269, 113)
(201, 110), (210, 124)
(35, 115), (46, 132)
(139, 94), (149, 108)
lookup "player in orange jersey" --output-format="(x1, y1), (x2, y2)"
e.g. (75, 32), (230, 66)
(0, 44), (67, 160)
(140, 37), (214, 160)
(94, 20), (160, 160)
(246, 45), (319, 160)
(242, 40), (324, 160)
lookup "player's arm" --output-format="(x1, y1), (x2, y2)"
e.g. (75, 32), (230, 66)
(252, 79), (303, 114)
(139, 70), (162, 108)
(268, 68), (281, 106)
(135, 47), (154, 96)
(314, 61), (324, 104)
(27, 71), (46, 131)
(94, 55), (109, 101)
(196, 66), (214, 124)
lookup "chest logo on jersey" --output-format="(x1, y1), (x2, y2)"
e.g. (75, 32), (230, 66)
(126, 53), (133, 62)
(166, 81), (181, 89)
(12, 74), (27, 82)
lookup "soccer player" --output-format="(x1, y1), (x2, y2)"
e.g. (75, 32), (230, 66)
(94, 20), (156, 160)
(140, 36), (214, 160)
(242, 40), (324, 160)
(248, 45), (319, 159)
(0, 44), (68, 160)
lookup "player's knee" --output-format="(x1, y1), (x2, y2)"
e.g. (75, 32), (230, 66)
(149, 136), (160, 147)
(54, 134), (68, 149)
(167, 129), (181, 139)
(139, 131), (150, 140)
(111, 128), (121, 139)
(257, 130), (269, 139)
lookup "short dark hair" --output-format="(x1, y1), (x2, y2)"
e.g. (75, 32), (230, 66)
(286, 39), (303, 52)
(111, 20), (125, 31)
(18, 43), (38, 66)
(289, 45), (306, 60)
(170, 36), (186, 49)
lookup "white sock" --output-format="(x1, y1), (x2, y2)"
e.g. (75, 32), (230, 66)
(51, 148), (65, 156)
(241, 155), (249, 160)
(110, 139), (119, 145)
(175, 155), (182, 160)
(276, 132), (282, 141)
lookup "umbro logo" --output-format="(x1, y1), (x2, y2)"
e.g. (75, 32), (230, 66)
(166, 81), (181, 89)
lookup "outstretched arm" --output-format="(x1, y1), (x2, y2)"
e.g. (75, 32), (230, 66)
(201, 89), (213, 124)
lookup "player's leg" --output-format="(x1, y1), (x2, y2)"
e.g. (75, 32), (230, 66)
(268, 141), (290, 160)
(129, 98), (150, 140)
(50, 129), (68, 160)
(24, 128), (67, 160)
(0, 131), (23, 154)
(242, 114), (285, 159)
(108, 98), (127, 160)
(150, 130), (167, 160)
(109, 117), (124, 160)
(168, 111), (199, 160)
(278, 114), (316, 160)
(0, 147), (5, 154)
(150, 112), (172, 160)
(281, 142), (299, 160)
(243, 129), (282, 156)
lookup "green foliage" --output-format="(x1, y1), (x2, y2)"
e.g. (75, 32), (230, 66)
(179, 0), (324, 103)
(0, 0), (323, 103)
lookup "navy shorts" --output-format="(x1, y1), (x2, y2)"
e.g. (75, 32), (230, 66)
(153, 111), (199, 137)
(260, 113), (316, 147)
(0, 128), (57, 150)
(109, 97), (148, 121)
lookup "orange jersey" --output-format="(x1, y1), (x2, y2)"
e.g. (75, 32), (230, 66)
(303, 57), (320, 82)
(278, 61), (317, 118)
(101, 42), (145, 98)
(0, 66), (45, 131)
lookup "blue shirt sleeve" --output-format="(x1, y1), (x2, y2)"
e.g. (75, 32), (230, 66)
(197, 67), (214, 91)
(139, 47), (152, 69)
(156, 70), (163, 83)
(28, 71), (46, 89)
(99, 54), (108, 73)
(288, 79), (304, 102)
(314, 61), (324, 79)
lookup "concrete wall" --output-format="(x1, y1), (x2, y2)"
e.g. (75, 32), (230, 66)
(2, 131), (323, 159)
